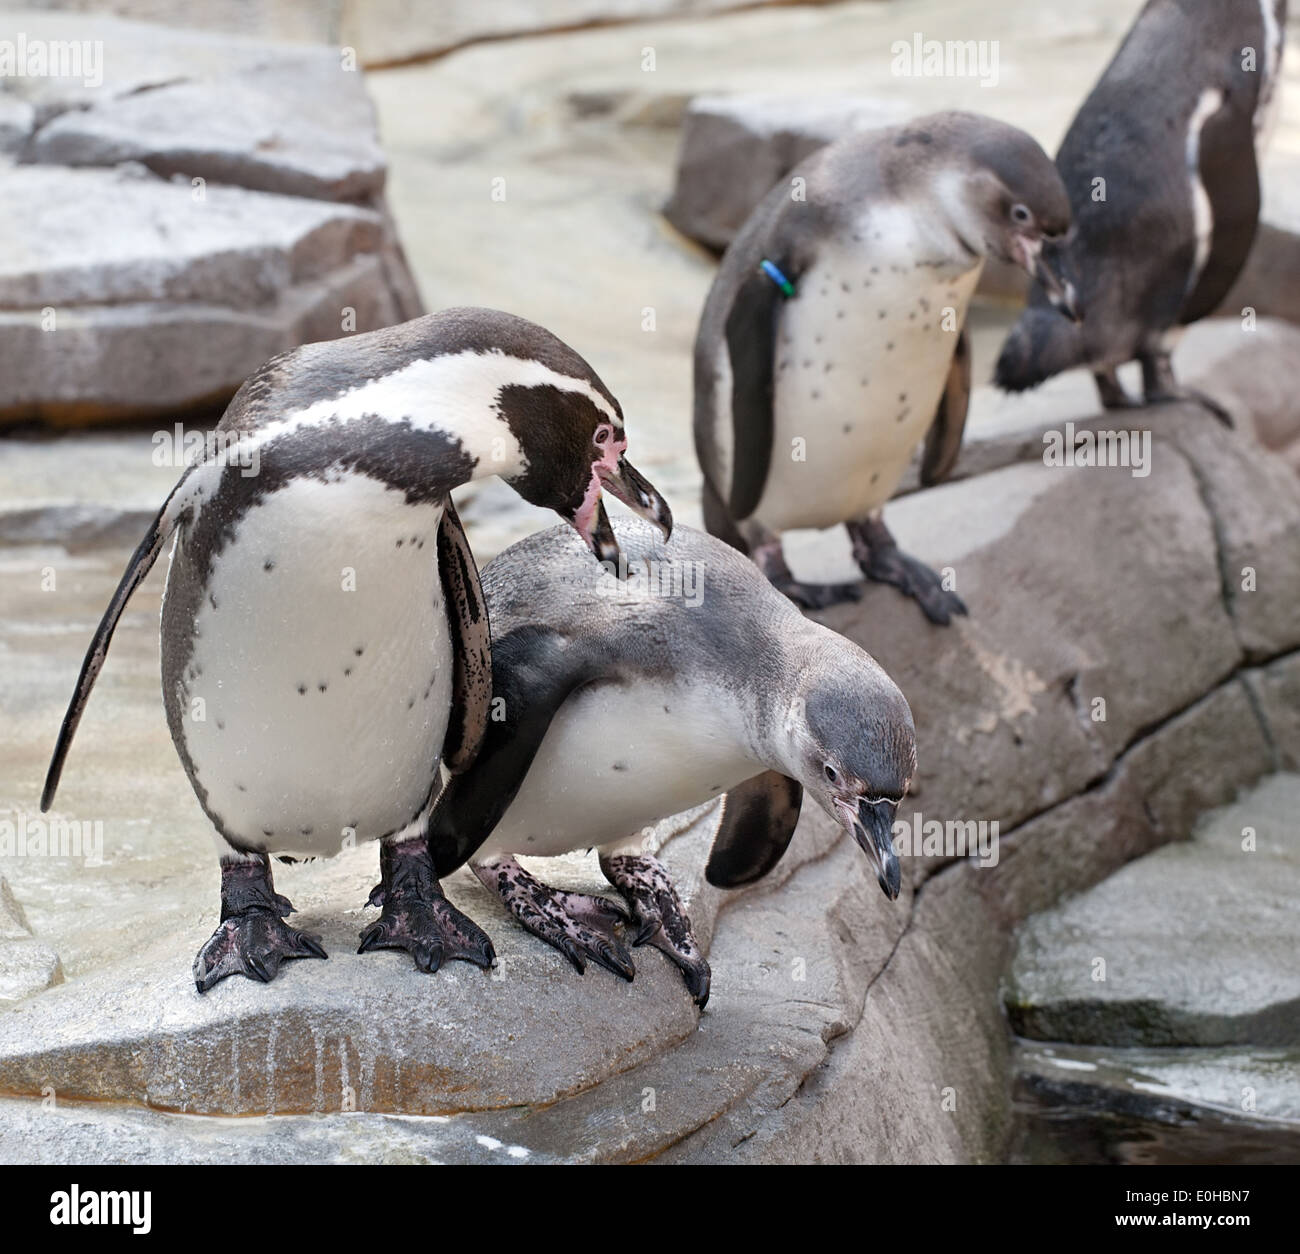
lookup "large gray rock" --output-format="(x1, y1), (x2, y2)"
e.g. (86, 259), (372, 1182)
(1005, 775), (1300, 1048)
(0, 12), (423, 428)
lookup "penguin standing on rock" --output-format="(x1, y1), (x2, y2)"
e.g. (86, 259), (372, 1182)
(40, 307), (672, 992)
(996, 0), (1288, 419)
(694, 111), (1076, 620)
(428, 518), (916, 1007)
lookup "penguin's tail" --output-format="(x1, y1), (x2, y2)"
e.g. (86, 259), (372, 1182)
(994, 306), (1087, 394)
(40, 472), (199, 812)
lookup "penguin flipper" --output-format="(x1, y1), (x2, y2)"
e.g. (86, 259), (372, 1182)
(920, 326), (970, 486)
(429, 626), (600, 876)
(41, 491), (188, 811)
(723, 263), (785, 520)
(704, 770), (803, 888)
(436, 497), (493, 774)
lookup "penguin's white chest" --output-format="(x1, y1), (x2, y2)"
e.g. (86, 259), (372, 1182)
(757, 223), (980, 533)
(474, 681), (759, 862)
(168, 473), (452, 855)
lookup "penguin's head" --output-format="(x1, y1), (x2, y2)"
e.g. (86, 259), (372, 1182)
(788, 641), (916, 900)
(993, 303), (1087, 393)
(499, 385), (673, 567)
(938, 115), (1081, 321)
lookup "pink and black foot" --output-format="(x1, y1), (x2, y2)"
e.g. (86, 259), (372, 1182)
(601, 853), (710, 1008)
(754, 538), (863, 611)
(360, 837), (496, 973)
(193, 853), (327, 993)
(473, 856), (635, 982)
(847, 515), (967, 625)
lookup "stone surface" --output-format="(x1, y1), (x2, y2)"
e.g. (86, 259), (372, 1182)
(13, 0), (840, 66)
(1011, 1041), (1300, 1164)
(29, 61), (387, 203)
(0, 12), (423, 427)
(1005, 775), (1300, 1048)
(0, 877), (63, 1002)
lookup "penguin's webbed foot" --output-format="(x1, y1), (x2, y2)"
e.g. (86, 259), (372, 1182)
(1092, 368), (1142, 410)
(751, 537), (863, 610)
(847, 517), (966, 626)
(360, 837), (496, 972)
(473, 856), (635, 982)
(193, 854), (326, 993)
(600, 853), (710, 1007)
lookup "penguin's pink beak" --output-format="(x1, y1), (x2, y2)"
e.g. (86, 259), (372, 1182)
(570, 435), (672, 570)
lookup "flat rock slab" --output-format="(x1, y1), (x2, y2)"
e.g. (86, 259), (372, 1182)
(0, 11), (422, 427)
(1016, 1040), (1300, 1128)
(0, 818), (718, 1116)
(1005, 774), (1300, 1047)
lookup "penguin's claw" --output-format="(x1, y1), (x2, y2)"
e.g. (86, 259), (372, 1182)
(192, 909), (327, 994)
(357, 895), (496, 972)
(771, 576), (864, 611)
(600, 853), (711, 1009)
(473, 857), (636, 984)
(850, 530), (967, 626)
(359, 837), (496, 973)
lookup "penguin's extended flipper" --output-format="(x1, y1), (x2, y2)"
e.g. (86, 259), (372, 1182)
(41, 484), (193, 812)
(428, 625), (602, 877)
(920, 326), (970, 486)
(704, 770), (803, 888)
(436, 497), (492, 774)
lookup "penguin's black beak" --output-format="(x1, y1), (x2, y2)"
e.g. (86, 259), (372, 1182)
(599, 456), (673, 543)
(850, 797), (902, 901)
(1029, 240), (1081, 323)
(580, 497), (623, 567)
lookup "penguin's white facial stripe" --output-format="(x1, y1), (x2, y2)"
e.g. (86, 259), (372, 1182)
(240, 350), (617, 481)
(929, 170), (1000, 266)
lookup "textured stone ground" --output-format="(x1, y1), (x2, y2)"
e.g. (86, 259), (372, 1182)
(1, 0), (1299, 1162)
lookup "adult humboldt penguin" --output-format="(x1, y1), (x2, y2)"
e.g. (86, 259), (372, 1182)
(694, 111), (1076, 619)
(996, 0), (1287, 418)
(40, 308), (672, 992)
(428, 518), (917, 1007)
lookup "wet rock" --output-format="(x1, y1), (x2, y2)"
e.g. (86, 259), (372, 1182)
(1012, 1041), (1300, 1163)
(1005, 775), (1300, 1048)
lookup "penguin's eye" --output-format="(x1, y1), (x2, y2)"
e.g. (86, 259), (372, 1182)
(823, 763), (839, 784)
(1010, 203), (1032, 225)
(594, 427), (611, 446)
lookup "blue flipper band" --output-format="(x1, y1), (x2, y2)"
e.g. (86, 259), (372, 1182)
(760, 259), (795, 298)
